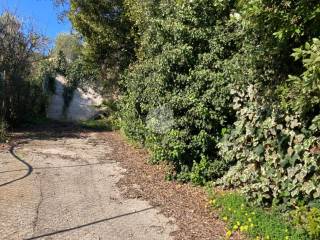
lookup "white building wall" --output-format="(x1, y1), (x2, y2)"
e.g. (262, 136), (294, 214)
(47, 75), (103, 121)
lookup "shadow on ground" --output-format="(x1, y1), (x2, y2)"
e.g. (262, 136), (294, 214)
(0, 145), (33, 187)
(24, 206), (156, 240)
(11, 120), (112, 142)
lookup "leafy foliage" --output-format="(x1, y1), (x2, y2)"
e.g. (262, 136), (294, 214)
(55, 50), (68, 76)
(237, 0), (320, 85)
(51, 33), (82, 62)
(33, 59), (57, 95)
(218, 85), (320, 208)
(67, 0), (135, 93)
(0, 12), (49, 125)
(120, 0), (240, 183)
(279, 38), (320, 121)
(291, 206), (320, 239)
(118, 0), (320, 191)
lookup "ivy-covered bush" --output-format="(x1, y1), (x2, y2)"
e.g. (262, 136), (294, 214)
(218, 35), (320, 208)
(218, 84), (320, 208)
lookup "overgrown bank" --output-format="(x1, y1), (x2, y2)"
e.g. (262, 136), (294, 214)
(56, 0), (320, 239)
(119, 0), (320, 210)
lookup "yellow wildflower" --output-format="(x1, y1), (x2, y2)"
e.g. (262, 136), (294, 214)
(240, 225), (248, 232)
(226, 230), (232, 238)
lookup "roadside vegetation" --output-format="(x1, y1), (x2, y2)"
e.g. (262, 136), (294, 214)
(209, 192), (309, 240)
(0, 12), (52, 138)
(57, 1), (319, 239)
(1, 1), (320, 239)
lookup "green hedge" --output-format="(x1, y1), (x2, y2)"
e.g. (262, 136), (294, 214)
(120, 0), (240, 183)
(118, 0), (320, 210)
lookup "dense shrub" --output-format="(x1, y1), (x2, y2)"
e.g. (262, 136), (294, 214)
(35, 60), (57, 95)
(118, 0), (320, 189)
(120, 0), (240, 183)
(217, 35), (320, 209)
(67, 0), (135, 94)
(238, 0), (320, 85)
(0, 12), (50, 126)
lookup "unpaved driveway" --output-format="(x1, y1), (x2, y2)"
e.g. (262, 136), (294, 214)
(0, 131), (176, 240)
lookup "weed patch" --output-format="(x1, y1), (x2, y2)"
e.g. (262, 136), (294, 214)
(209, 192), (308, 240)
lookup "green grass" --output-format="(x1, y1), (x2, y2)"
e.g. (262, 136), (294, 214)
(79, 119), (112, 131)
(209, 191), (308, 240)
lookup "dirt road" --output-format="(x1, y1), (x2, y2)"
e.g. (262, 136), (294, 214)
(0, 130), (176, 240)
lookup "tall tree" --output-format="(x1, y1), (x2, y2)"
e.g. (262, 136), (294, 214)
(52, 33), (82, 62)
(0, 12), (48, 124)
(54, 0), (135, 94)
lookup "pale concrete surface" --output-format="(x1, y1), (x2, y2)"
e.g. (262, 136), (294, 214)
(0, 133), (176, 240)
(66, 87), (103, 121)
(47, 75), (103, 121)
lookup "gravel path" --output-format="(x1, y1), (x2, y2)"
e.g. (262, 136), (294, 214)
(0, 131), (176, 240)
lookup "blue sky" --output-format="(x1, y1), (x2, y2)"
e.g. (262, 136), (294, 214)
(0, 0), (71, 42)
